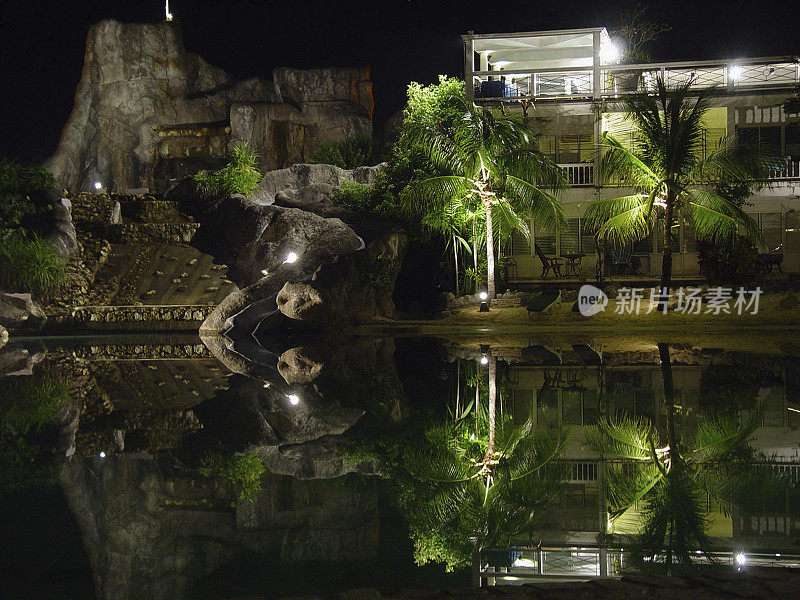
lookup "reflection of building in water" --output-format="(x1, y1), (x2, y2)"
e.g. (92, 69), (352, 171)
(502, 354), (800, 551)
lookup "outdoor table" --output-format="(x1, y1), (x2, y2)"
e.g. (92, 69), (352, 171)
(561, 253), (585, 277)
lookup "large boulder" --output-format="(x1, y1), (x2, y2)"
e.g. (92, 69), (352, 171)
(276, 228), (407, 328)
(0, 292), (47, 332)
(46, 20), (374, 193)
(0, 325), (7, 350)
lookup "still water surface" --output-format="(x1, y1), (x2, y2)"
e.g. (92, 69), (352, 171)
(2, 331), (800, 598)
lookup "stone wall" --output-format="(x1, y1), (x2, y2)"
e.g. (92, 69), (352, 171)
(47, 20), (373, 193)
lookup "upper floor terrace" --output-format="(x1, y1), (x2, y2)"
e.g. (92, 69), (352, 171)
(463, 28), (800, 103)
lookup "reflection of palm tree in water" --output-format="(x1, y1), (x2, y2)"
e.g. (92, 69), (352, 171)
(588, 343), (780, 572)
(400, 353), (567, 571)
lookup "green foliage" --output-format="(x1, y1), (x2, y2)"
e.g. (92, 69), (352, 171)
(0, 375), (71, 433)
(309, 135), (385, 169)
(696, 235), (757, 285)
(399, 416), (567, 571)
(0, 157), (57, 240)
(0, 233), (68, 296)
(198, 451), (266, 502)
(193, 142), (263, 198)
(0, 372), (72, 498)
(586, 408), (782, 571)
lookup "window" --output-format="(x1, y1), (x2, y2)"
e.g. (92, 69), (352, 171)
(738, 125), (782, 155)
(581, 221), (598, 254)
(558, 134), (593, 163)
(534, 221), (556, 255)
(537, 388), (559, 426)
(786, 124), (800, 156)
(560, 218), (580, 254)
(561, 389), (583, 425)
(511, 230), (531, 256)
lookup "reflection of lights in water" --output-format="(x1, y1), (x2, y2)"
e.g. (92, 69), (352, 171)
(479, 291), (488, 301)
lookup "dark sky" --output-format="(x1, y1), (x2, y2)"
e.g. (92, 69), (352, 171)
(1, 0), (798, 163)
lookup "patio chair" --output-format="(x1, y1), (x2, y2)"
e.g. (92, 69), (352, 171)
(525, 290), (562, 317)
(610, 248), (633, 276)
(534, 243), (563, 278)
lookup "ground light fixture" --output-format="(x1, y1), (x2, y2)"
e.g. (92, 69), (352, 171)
(479, 291), (489, 312)
(99, 451), (106, 458)
(287, 393), (300, 406)
(94, 182), (103, 191)
(284, 251), (299, 264)
(480, 354), (489, 365)
(729, 64), (744, 81)
(736, 552), (747, 566)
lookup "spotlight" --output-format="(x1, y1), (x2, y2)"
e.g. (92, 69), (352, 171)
(478, 291), (489, 312)
(735, 553), (746, 566)
(261, 269), (269, 276)
(480, 355), (489, 365)
(263, 382), (270, 388)
(729, 64), (744, 81)
(99, 451), (106, 458)
(284, 251), (298, 264)
(94, 182), (103, 190)
(287, 394), (300, 406)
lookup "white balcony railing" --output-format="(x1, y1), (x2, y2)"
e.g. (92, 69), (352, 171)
(471, 57), (799, 101)
(559, 163), (594, 186)
(769, 157), (800, 180)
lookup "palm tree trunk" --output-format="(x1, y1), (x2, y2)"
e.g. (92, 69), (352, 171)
(452, 234), (460, 296)
(658, 343), (677, 453)
(484, 197), (496, 299)
(487, 355), (497, 455)
(659, 199), (675, 311)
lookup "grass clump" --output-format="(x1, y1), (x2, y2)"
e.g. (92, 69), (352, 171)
(309, 134), (385, 170)
(0, 372), (72, 497)
(198, 451), (266, 502)
(0, 233), (68, 296)
(193, 142), (263, 199)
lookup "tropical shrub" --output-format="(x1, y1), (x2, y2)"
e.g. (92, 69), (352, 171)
(309, 134), (385, 169)
(198, 451), (266, 502)
(0, 233), (68, 296)
(0, 372), (72, 497)
(193, 142), (262, 198)
(0, 157), (57, 240)
(696, 235), (757, 285)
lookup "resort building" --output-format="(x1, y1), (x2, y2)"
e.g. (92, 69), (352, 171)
(463, 28), (800, 280)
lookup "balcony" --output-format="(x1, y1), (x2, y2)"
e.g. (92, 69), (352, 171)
(464, 29), (799, 102)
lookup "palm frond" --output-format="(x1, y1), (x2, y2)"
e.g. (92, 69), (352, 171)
(400, 176), (471, 217)
(586, 415), (658, 460)
(682, 188), (761, 245)
(583, 195), (654, 248)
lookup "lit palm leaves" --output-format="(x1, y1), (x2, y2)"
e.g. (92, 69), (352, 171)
(584, 77), (777, 255)
(400, 415), (567, 570)
(587, 411), (781, 568)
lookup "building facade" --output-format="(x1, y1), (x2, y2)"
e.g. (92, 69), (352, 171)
(463, 28), (800, 280)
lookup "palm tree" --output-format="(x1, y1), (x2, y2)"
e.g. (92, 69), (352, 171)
(401, 96), (565, 298)
(400, 411), (568, 570)
(587, 344), (781, 571)
(584, 77), (774, 303)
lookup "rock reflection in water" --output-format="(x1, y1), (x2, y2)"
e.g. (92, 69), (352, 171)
(3, 334), (800, 597)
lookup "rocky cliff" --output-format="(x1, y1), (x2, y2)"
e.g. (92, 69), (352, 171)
(47, 20), (372, 193)
(60, 455), (379, 600)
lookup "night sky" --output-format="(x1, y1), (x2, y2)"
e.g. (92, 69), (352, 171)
(1, 0), (798, 163)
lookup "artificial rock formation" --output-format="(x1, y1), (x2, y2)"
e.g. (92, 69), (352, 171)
(60, 455), (379, 600)
(0, 292), (47, 333)
(47, 19), (373, 193)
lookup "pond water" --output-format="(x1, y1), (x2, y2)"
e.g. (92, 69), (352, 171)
(2, 331), (800, 599)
